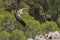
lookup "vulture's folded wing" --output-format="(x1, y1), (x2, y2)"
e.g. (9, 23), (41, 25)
(14, 13), (26, 26)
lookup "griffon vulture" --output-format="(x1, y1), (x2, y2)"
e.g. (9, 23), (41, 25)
(14, 8), (27, 26)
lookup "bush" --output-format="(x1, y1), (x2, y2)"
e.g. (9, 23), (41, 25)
(40, 21), (60, 34)
(10, 29), (26, 40)
(0, 31), (10, 40)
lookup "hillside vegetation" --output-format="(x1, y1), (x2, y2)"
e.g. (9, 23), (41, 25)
(0, 0), (60, 40)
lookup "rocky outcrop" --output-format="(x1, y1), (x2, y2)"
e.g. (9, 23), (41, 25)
(27, 31), (60, 40)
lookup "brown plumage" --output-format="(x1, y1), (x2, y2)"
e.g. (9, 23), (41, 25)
(14, 13), (26, 26)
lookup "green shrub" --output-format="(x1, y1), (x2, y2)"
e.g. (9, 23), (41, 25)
(10, 29), (26, 40)
(40, 21), (60, 34)
(0, 31), (10, 40)
(20, 1), (29, 8)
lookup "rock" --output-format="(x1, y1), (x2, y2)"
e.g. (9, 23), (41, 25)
(35, 35), (46, 40)
(27, 31), (60, 40)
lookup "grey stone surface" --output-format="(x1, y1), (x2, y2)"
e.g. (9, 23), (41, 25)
(27, 31), (60, 40)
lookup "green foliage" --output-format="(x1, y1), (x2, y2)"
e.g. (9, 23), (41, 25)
(0, 31), (10, 40)
(0, 30), (26, 40)
(40, 21), (60, 34)
(10, 29), (26, 40)
(20, 1), (29, 8)
(0, 0), (60, 40)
